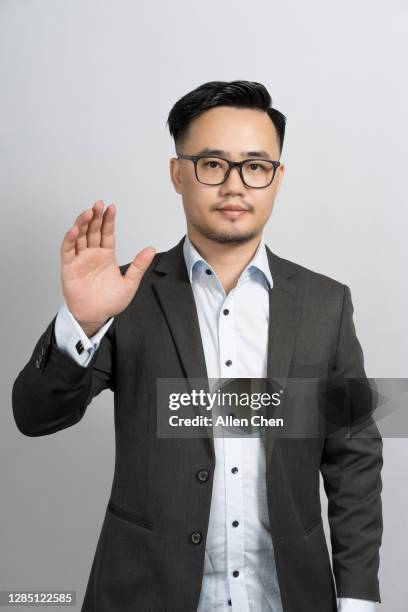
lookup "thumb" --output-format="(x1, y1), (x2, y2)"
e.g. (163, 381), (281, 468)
(124, 246), (156, 287)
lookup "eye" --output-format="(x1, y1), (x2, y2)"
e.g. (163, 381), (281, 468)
(246, 161), (270, 173)
(204, 160), (221, 168)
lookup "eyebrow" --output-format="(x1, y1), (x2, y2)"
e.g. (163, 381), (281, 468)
(195, 147), (273, 160)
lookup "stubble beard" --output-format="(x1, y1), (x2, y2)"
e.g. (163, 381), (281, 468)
(190, 217), (261, 246)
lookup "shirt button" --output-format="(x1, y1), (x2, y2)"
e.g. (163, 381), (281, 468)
(223, 308), (229, 315)
(225, 359), (232, 366)
(205, 268), (212, 275)
(197, 469), (209, 483)
(228, 599), (232, 606)
(190, 531), (202, 545)
(231, 467), (238, 474)
(232, 520), (239, 527)
(232, 570), (239, 578)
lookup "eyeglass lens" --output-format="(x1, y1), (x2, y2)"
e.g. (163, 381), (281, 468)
(196, 157), (275, 187)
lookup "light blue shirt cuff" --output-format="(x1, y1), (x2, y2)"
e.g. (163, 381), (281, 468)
(54, 301), (114, 367)
(338, 597), (376, 611)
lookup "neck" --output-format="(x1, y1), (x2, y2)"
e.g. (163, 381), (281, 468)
(186, 226), (263, 294)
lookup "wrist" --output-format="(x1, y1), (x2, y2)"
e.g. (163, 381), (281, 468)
(78, 320), (109, 338)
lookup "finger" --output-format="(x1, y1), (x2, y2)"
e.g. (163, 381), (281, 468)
(75, 207), (95, 254)
(124, 246), (156, 287)
(87, 200), (105, 247)
(61, 224), (79, 266)
(100, 204), (116, 250)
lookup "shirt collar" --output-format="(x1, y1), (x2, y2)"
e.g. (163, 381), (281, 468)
(182, 232), (273, 289)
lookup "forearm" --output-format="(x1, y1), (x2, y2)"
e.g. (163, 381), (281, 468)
(12, 308), (114, 437)
(12, 316), (95, 436)
(322, 430), (383, 599)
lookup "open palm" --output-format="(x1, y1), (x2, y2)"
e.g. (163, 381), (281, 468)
(61, 200), (155, 333)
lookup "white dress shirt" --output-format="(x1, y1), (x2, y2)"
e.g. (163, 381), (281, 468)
(53, 233), (376, 612)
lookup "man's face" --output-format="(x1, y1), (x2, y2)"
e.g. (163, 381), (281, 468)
(170, 106), (285, 245)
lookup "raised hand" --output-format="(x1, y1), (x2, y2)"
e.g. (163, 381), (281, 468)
(60, 200), (156, 336)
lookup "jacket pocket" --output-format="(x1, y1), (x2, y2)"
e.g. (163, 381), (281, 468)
(303, 516), (322, 536)
(107, 501), (155, 532)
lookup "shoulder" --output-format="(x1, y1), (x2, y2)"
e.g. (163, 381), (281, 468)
(267, 250), (349, 311)
(271, 250), (347, 289)
(118, 238), (186, 280)
(118, 251), (163, 279)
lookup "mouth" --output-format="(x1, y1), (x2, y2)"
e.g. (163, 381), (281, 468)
(217, 206), (249, 219)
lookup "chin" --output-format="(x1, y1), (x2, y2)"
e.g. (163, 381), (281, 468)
(194, 222), (260, 245)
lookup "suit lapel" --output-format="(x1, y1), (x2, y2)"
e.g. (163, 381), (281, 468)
(151, 236), (301, 467)
(265, 246), (301, 467)
(152, 238), (214, 460)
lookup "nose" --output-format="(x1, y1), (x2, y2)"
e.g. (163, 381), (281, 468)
(220, 165), (246, 194)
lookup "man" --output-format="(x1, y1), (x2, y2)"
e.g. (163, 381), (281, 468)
(12, 80), (382, 611)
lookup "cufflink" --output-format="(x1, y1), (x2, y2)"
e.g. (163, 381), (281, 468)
(75, 340), (84, 355)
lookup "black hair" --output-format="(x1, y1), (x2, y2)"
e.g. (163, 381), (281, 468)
(166, 80), (286, 158)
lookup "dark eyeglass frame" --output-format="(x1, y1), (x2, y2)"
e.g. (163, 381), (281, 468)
(177, 154), (281, 189)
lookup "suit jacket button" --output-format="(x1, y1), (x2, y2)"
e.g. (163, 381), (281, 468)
(197, 469), (209, 483)
(190, 531), (202, 545)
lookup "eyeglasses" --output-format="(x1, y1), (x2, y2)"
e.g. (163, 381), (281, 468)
(177, 154), (281, 189)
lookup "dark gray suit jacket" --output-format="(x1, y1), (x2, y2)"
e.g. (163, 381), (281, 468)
(12, 235), (383, 612)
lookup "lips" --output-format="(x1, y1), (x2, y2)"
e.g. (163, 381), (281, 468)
(217, 208), (248, 218)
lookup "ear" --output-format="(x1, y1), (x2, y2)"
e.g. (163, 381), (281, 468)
(170, 157), (182, 194)
(275, 163), (285, 192)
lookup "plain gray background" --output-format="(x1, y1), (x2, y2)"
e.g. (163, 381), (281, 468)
(1, 0), (407, 610)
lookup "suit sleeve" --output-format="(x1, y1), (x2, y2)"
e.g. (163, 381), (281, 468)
(320, 284), (383, 603)
(11, 310), (115, 437)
